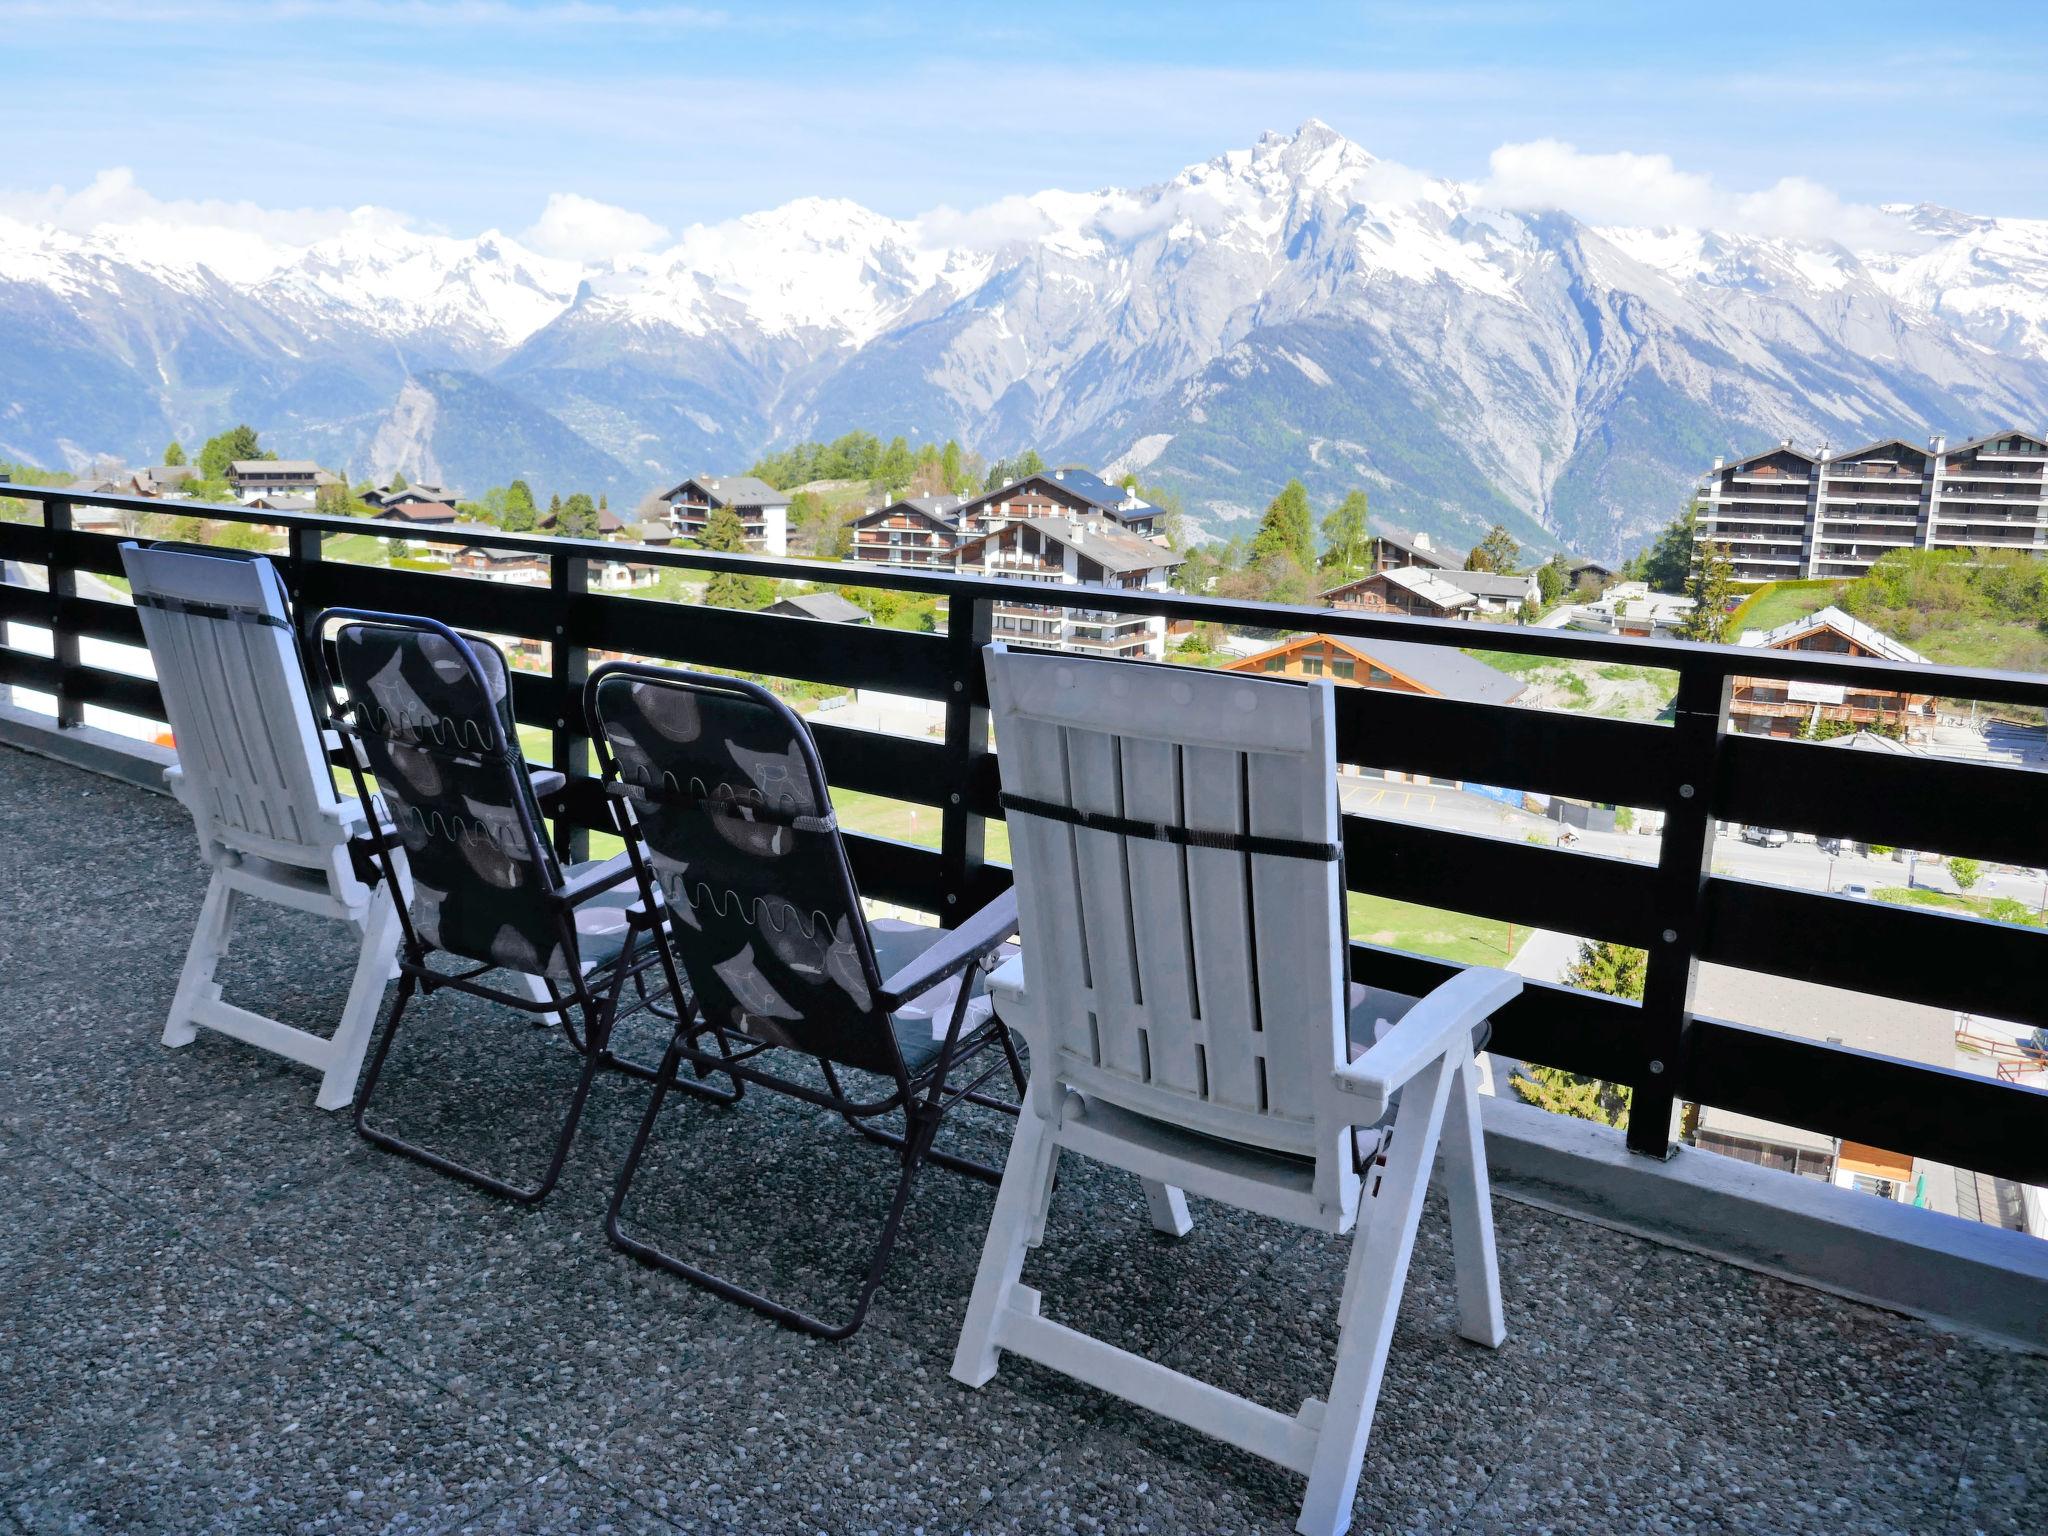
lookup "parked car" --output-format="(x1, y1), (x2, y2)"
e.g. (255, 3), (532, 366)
(1741, 825), (1791, 848)
(1838, 881), (1872, 900)
(1818, 836), (1868, 858)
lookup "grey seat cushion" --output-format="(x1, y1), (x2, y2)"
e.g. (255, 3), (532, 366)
(870, 919), (1005, 1077)
(561, 859), (644, 972)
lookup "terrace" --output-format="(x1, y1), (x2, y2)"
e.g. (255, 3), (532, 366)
(4, 489), (2048, 1532)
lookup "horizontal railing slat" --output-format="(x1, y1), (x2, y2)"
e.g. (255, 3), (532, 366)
(1719, 732), (2048, 869)
(1332, 686), (1675, 808)
(1342, 816), (1659, 949)
(1688, 1018), (2048, 1187)
(1700, 876), (2048, 1028)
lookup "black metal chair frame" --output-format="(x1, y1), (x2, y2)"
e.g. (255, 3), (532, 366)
(314, 610), (732, 1207)
(586, 660), (1026, 1339)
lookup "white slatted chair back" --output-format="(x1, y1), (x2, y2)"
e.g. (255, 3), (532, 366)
(121, 543), (356, 873)
(984, 643), (1354, 1217)
(118, 541), (397, 1111)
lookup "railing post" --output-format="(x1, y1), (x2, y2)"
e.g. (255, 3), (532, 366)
(940, 592), (993, 927)
(551, 547), (590, 864)
(1628, 663), (1732, 1157)
(44, 497), (83, 728)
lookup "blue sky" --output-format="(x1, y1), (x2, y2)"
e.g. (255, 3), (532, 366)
(3, 0), (2045, 241)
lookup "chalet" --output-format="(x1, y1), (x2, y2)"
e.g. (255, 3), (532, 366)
(849, 494), (968, 570)
(229, 460), (336, 498)
(1322, 566), (1477, 621)
(950, 468), (1161, 543)
(1730, 606), (1934, 740)
(367, 482), (465, 510)
(1564, 557), (1614, 589)
(450, 545), (549, 585)
(762, 592), (873, 624)
(1436, 568), (1540, 613)
(629, 521), (675, 547)
(1369, 529), (1456, 574)
(658, 475), (790, 556)
(538, 503), (627, 537)
(955, 515), (1183, 659)
(1225, 634), (1525, 706)
(133, 465), (195, 497)
(242, 493), (316, 514)
(371, 500), (460, 530)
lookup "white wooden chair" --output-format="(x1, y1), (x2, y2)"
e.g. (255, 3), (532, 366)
(120, 542), (404, 1110)
(951, 645), (1523, 1536)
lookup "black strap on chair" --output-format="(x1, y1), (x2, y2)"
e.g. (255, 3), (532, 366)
(999, 791), (1341, 862)
(133, 590), (294, 630)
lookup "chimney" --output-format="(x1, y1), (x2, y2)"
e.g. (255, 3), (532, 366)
(1414, 532), (1432, 551)
(1712, 455), (1724, 471)
(1931, 433), (1946, 453)
(1053, 468), (1064, 481)
(1779, 439), (1791, 451)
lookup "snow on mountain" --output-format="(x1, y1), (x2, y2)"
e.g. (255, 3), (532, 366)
(2, 119), (2045, 559)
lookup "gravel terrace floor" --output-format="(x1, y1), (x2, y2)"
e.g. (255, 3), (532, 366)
(1, 743), (2044, 1535)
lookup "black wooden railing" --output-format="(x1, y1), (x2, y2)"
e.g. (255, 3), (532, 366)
(4, 486), (2047, 1185)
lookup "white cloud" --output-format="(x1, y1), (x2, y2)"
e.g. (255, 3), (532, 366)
(1476, 139), (1921, 250)
(913, 195), (1053, 251)
(0, 166), (378, 243)
(519, 191), (668, 262)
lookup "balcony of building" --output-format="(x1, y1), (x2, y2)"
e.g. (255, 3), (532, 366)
(2, 487), (2046, 1534)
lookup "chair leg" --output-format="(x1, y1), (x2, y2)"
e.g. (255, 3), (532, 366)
(1296, 1053), (1457, 1536)
(1441, 1052), (1505, 1348)
(164, 870), (237, 1048)
(608, 1037), (935, 1340)
(353, 972), (600, 1205)
(1141, 1178), (1194, 1238)
(315, 883), (402, 1112)
(951, 1103), (1061, 1388)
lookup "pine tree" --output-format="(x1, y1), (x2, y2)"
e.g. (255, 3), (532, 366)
(197, 424), (264, 482)
(1509, 940), (1646, 1129)
(1679, 539), (1735, 643)
(1251, 479), (1315, 572)
(162, 440), (186, 467)
(701, 503), (769, 608)
(1466, 523), (1520, 574)
(876, 436), (915, 497)
(1638, 504), (1699, 593)
(390, 469), (408, 493)
(556, 492), (600, 540)
(1319, 490), (1369, 578)
(1536, 555), (1566, 606)
(940, 439), (963, 493)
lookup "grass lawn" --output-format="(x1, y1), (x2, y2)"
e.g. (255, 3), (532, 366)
(1347, 892), (1529, 967)
(1729, 580), (1844, 634)
(1874, 885), (2045, 927)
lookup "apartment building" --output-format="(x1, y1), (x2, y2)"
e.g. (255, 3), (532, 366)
(955, 515), (1182, 660)
(657, 474), (791, 556)
(1730, 605), (1934, 740)
(950, 467), (1163, 543)
(848, 494), (968, 570)
(1699, 429), (2048, 581)
(229, 460), (338, 498)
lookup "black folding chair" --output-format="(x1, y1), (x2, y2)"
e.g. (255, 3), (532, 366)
(586, 661), (1025, 1338)
(315, 611), (721, 1205)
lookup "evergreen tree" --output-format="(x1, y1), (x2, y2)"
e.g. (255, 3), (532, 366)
(162, 440), (186, 467)
(940, 439), (964, 493)
(1679, 538), (1736, 643)
(390, 469), (408, 493)
(1536, 555), (1567, 607)
(197, 424), (265, 482)
(1465, 523), (1520, 574)
(1319, 490), (1370, 578)
(501, 480), (537, 533)
(700, 503), (770, 608)
(1638, 505), (1699, 594)
(1251, 479), (1315, 572)
(556, 492), (600, 540)
(1509, 940), (1646, 1129)
(876, 436), (915, 497)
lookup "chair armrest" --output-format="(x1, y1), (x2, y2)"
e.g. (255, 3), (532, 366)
(1333, 967), (1521, 1121)
(555, 850), (637, 907)
(528, 768), (567, 801)
(875, 888), (1020, 1010)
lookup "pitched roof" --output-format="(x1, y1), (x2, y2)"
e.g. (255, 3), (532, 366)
(1719, 443), (1818, 471)
(1000, 516), (1182, 574)
(1436, 568), (1534, 601)
(630, 521), (674, 543)
(1831, 437), (1928, 462)
(1745, 605), (1928, 665)
(764, 591), (871, 624)
(230, 459), (321, 475)
(372, 500), (460, 522)
(1373, 566), (1476, 609)
(1945, 428), (2048, 455)
(853, 495), (967, 530)
(1373, 528), (1453, 566)
(958, 467), (1156, 527)
(1229, 633), (1525, 706)
(660, 474), (786, 508)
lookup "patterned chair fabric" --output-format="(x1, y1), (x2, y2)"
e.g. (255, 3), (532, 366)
(590, 668), (924, 1079)
(331, 619), (627, 979)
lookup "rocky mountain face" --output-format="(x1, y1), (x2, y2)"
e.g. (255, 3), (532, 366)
(4, 122), (2045, 559)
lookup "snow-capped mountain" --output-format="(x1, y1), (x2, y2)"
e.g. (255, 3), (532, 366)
(4, 120), (2046, 559)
